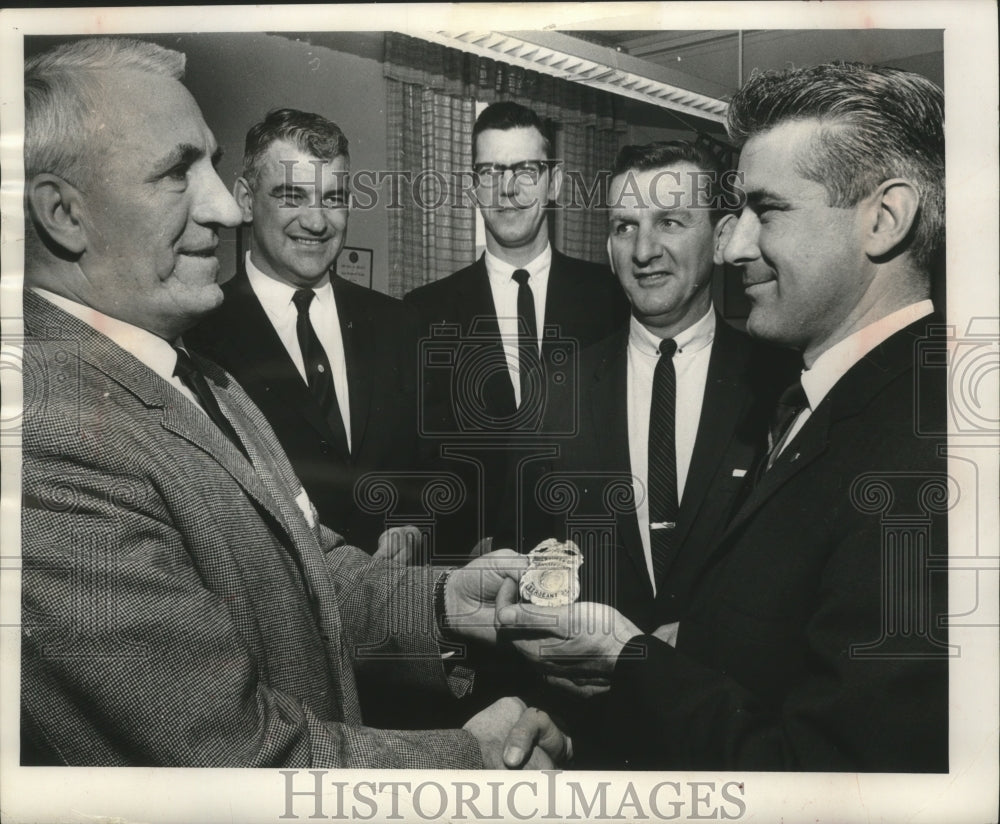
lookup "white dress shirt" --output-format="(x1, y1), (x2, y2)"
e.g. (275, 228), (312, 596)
(628, 305), (716, 594)
(245, 253), (352, 452)
(31, 288), (205, 413)
(777, 300), (935, 458)
(484, 244), (552, 407)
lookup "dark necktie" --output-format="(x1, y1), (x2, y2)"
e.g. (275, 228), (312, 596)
(648, 337), (679, 590)
(292, 288), (350, 456)
(173, 347), (249, 460)
(765, 378), (808, 471)
(511, 268), (540, 410)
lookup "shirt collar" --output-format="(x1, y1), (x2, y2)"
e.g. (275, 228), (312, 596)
(629, 303), (716, 358)
(245, 251), (334, 311)
(484, 243), (552, 288)
(800, 299), (934, 410)
(31, 287), (181, 381)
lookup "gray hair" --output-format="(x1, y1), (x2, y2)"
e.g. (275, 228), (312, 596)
(25, 37), (186, 182)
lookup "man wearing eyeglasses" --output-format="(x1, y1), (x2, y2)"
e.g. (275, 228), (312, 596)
(405, 101), (629, 550)
(189, 108), (421, 552)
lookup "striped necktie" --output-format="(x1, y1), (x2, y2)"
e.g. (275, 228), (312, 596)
(648, 337), (678, 589)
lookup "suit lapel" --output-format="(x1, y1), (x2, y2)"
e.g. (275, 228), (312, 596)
(224, 271), (346, 457)
(159, 380), (300, 541)
(712, 316), (930, 550)
(542, 253), (572, 342)
(169, 355), (353, 702)
(588, 334), (650, 591)
(332, 278), (370, 457)
(671, 319), (751, 552)
(721, 403), (830, 541)
(462, 257), (516, 416)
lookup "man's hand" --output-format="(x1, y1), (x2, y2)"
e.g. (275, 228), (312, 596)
(444, 549), (528, 645)
(543, 674), (611, 698)
(463, 696), (571, 769)
(373, 525), (423, 564)
(496, 592), (642, 682)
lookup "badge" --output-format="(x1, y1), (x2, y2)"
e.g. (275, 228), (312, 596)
(519, 538), (583, 607)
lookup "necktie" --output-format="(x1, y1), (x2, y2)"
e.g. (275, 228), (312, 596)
(511, 268), (540, 410)
(292, 288), (350, 456)
(765, 379), (808, 471)
(173, 347), (249, 460)
(648, 337), (678, 590)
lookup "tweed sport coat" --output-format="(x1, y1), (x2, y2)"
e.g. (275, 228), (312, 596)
(19, 290), (481, 768)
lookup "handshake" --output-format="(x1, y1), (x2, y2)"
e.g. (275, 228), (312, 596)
(384, 530), (658, 771)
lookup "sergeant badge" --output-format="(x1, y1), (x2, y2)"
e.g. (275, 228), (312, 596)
(519, 538), (583, 607)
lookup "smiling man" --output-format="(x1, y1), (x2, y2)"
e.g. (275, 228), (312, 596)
(20, 37), (569, 770)
(521, 140), (796, 637)
(498, 62), (950, 773)
(188, 109), (420, 550)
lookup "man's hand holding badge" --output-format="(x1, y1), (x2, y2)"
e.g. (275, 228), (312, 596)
(495, 539), (644, 698)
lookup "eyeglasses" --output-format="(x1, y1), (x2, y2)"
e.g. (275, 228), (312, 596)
(472, 160), (560, 186)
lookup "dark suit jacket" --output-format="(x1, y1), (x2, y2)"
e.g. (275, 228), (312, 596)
(604, 314), (949, 772)
(187, 268), (420, 550)
(403, 250), (630, 548)
(20, 290), (479, 768)
(518, 314), (797, 630)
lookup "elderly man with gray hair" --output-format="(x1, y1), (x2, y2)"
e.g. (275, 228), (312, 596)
(19, 36), (567, 769)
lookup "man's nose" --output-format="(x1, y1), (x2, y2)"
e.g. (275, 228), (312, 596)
(632, 225), (663, 267)
(499, 168), (523, 196)
(722, 211), (761, 266)
(296, 201), (328, 233)
(193, 168), (242, 229)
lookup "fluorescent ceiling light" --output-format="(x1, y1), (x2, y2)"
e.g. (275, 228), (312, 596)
(416, 29), (729, 124)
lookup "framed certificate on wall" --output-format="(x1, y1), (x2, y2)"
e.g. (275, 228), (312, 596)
(335, 247), (373, 288)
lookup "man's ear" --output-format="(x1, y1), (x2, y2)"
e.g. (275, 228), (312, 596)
(547, 162), (564, 205)
(863, 178), (920, 259)
(25, 174), (87, 255)
(233, 177), (254, 223)
(713, 213), (736, 265)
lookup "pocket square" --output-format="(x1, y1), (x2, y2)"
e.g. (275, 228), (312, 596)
(732, 468), (748, 478)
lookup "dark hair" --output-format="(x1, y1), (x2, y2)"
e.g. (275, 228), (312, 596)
(472, 101), (552, 163)
(243, 108), (349, 189)
(727, 61), (944, 269)
(611, 140), (731, 224)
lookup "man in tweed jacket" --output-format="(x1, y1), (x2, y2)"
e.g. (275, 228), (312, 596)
(20, 37), (564, 769)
